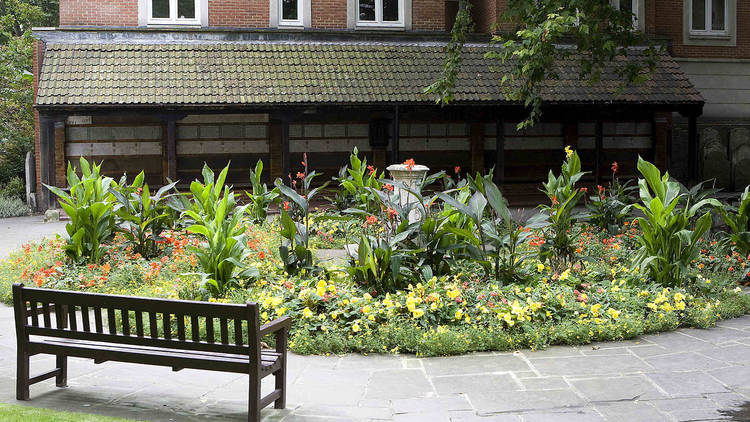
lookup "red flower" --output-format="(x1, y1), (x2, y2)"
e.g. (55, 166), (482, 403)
(383, 184), (394, 192)
(454, 166), (461, 174)
(579, 187), (587, 193)
(367, 165), (376, 175)
(386, 208), (398, 219)
(611, 162), (619, 174)
(283, 201), (290, 211)
(552, 196), (559, 205)
(364, 215), (379, 226)
(403, 158), (416, 171)
(296, 172), (305, 179)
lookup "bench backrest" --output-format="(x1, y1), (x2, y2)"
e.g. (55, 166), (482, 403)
(12, 284), (261, 358)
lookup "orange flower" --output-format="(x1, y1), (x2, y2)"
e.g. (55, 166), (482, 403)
(454, 166), (461, 174)
(611, 162), (619, 174)
(383, 184), (394, 192)
(367, 165), (376, 175)
(283, 201), (290, 211)
(403, 158), (416, 171)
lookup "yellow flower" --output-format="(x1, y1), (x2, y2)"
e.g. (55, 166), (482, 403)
(590, 303), (601, 316)
(276, 307), (288, 316)
(674, 292), (685, 302)
(352, 322), (360, 332)
(455, 310), (464, 320)
(316, 280), (327, 297)
(412, 308), (425, 318)
(362, 305), (371, 314)
(302, 307), (313, 319)
(537, 263), (545, 273)
(559, 269), (571, 281)
(564, 145), (574, 158)
(607, 308), (620, 319)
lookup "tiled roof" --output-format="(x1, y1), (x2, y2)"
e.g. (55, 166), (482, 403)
(36, 41), (703, 107)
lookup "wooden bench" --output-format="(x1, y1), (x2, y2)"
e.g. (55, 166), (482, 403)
(12, 283), (291, 422)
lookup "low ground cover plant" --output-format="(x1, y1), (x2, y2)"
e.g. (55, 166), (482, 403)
(4, 148), (750, 357)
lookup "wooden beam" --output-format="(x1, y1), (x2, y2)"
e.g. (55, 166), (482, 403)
(390, 106), (400, 164)
(166, 119), (177, 182)
(595, 119), (603, 185)
(495, 119), (505, 186)
(282, 118), (290, 180)
(688, 114), (698, 186)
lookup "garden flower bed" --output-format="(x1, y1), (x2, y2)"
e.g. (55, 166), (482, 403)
(2, 149), (749, 356)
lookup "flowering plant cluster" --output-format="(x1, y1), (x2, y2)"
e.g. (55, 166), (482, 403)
(4, 148), (750, 356)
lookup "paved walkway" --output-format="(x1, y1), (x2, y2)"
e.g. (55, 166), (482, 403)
(2, 218), (750, 421)
(0, 215), (66, 258)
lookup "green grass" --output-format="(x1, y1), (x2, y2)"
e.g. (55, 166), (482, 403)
(0, 403), (141, 422)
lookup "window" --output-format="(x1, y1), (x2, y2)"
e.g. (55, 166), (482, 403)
(690, 0), (727, 34)
(611, 0), (642, 30)
(357, 0), (403, 26)
(279, 0), (302, 25)
(148, 0), (200, 24)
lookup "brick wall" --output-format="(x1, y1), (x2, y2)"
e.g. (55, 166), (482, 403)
(412, 0), (444, 30)
(208, 0), (268, 27)
(59, 0), (138, 26)
(654, 0), (749, 59)
(311, 0), (346, 28)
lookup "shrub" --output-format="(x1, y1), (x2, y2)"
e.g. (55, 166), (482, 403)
(0, 176), (25, 201)
(632, 157), (721, 288)
(45, 158), (115, 264)
(245, 160), (278, 225)
(717, 186), (750, 257)
(0, 194), (29, 218)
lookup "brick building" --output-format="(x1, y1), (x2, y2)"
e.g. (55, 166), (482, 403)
(33, 0), (737, 209)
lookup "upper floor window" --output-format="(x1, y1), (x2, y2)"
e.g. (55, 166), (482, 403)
(690, 0), (727, 35)
(148, 0), (201, 24)
(611, 0), (643, 30)
(357, 0), (403, 27)
(279, 0), (302, 25)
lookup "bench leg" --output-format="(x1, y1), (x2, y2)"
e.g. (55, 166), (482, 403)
(248, 377), (260, 422)
(55, 355), (67, 387)
(274, 366), (286, 409)
(16, 350), (29, 401)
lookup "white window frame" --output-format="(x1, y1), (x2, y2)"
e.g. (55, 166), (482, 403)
(689, 0), (729, 36)
(356, 0), (404, 28)
(278, 0), (303, 26)
(146, 0), (201, 25)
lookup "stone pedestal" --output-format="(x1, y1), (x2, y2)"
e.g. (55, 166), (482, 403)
(386, 163), (429, 223)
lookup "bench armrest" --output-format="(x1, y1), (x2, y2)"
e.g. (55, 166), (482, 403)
(259, 316), (292, 337)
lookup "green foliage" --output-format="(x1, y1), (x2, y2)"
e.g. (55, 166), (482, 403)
(245, 159), (278, 224)
(0, 402), (139, 422)
(423, 0), (472, 102)
(0, 175), (24, 200)
(587, 168), (636, 234)
(0, 193), (28, 217)
(632, 157), (721, 288)
(717, 186), (750, 257)
(338, 148), (382, 214)
(184, 164), (257, 297)
(111, 172), (177, 258)
(275, 155), (329, 276)
(538, 148), (587, 271)
(45, 158), (115, 264)
(347, 231), (414, 294)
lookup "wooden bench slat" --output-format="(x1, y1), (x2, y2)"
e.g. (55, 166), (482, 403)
(234, 319), (243, 346)
(220, 318), (229, 345)
(107, 308), (117, 334)
(190, 315), (200, 342)
(68, 306), (77, 331)
(163, 313), (171, 340)
(121, 309), (130, 336)
(149, 312), (158, 339)
(29, 302), (39, 327)
(206, 317), (214, 344)
(135, 311), (144, 337)
(21, 287), (248, 319)
(55, 303), (65, 330)
(81, 305), (90, 332)
(42, 302), (51, 328)
(94, 307), (103, 333)
(25, 326), (251, 355)
(177, 315), (185, 341)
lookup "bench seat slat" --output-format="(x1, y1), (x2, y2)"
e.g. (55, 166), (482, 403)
(81, 305), (90, 332)
(28, 339), (281, 375)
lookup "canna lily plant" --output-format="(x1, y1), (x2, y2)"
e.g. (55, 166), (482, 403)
(632, 156), (721, 288)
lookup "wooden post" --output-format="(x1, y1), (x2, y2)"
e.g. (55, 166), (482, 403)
(53, 120), (66, 187)
(282, 118), (290, 180)
(595, 119), (603, 185)
(268, 121), (283, 180)
(390, 106), (400, 164)
(495, 119), (505, 186)
(688, 113), (698, 186)
(653, 111), (671, 172)
(470, 122), (485, 174)
(166, 119), (177, 182)
(12, 283), (29, 400)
